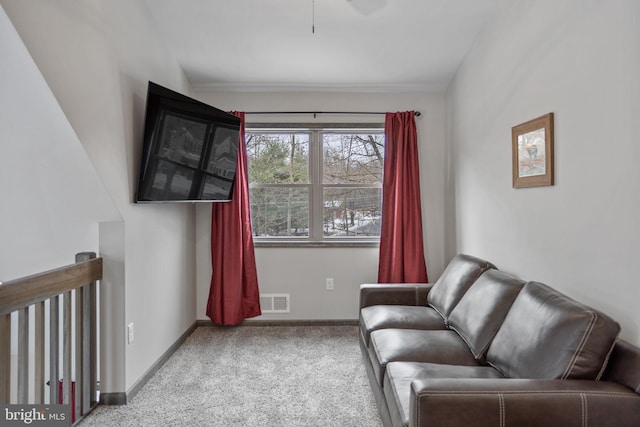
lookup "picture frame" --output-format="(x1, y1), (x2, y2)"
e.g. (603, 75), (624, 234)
(512, 113), (554, 188)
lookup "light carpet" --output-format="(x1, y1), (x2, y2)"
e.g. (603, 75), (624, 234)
(79, 325), (383, 427)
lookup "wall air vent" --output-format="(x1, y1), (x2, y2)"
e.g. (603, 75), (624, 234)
(260, 294), (290, 313)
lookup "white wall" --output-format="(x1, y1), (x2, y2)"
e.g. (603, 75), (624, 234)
(1, 0), (198, 392)
(193, 90), (447, 320)
(447, 0), (640, 345)
(0, 5), (120, 281)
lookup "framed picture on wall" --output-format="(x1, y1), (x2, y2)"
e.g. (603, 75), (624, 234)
(512, 113), (554, 188)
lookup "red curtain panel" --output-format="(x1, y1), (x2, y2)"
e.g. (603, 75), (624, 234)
(378, 111), (429, 283)
(207, 112), (261, 325)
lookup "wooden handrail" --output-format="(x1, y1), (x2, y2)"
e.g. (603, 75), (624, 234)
(0, 252), (101, 421)
(0, 257), (102, 316)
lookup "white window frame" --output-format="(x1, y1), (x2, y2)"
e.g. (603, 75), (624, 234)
(246, 122), (384, 247)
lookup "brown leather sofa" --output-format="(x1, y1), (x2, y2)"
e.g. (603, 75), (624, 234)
(359, 254), (640, 427)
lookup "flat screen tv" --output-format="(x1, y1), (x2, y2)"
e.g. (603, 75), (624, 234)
(135, 82), (240, 203)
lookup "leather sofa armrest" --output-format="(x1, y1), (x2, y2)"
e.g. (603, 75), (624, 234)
(359, 283), (433, 309)
(409, 378), (640, 427)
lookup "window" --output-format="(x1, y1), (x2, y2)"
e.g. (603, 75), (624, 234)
(246, 124), (384, 244)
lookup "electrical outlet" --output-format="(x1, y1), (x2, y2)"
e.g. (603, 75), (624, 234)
(326, 277), (334, 291)
(127, 323), (134, 344)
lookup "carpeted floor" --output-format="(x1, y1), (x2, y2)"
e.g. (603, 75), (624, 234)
(79, 325), (382, 427)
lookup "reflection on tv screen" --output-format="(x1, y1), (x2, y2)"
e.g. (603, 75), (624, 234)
(136, 81), (241, 203)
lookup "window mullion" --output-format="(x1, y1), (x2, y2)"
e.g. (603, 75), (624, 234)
(310, 130), (323, 240)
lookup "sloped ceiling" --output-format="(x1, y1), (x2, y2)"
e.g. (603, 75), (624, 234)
(0, 5), (121, 280)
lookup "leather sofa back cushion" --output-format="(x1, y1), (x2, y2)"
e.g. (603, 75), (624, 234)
(447, 269), (524, 359)
(427, 254), (496, 322)
(487, 281), (620, 380)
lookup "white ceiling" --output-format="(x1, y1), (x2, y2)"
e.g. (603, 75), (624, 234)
(142, 0), (501, 92)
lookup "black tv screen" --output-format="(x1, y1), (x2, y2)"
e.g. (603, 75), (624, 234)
(135, 82), (240, 203)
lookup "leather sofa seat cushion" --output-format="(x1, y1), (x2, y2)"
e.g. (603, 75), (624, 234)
(427, 254), (496, 323)
(487, 281), (621, 380)
(368, 329), (480, 386)
(447, 269), (524, 359)
(360, 305), (447, 347)
(384, 362), (504, 427)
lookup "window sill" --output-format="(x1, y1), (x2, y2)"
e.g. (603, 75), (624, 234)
(253, 240), (380, 249)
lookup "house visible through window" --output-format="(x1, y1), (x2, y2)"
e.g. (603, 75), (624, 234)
(245, 123), (384, 243)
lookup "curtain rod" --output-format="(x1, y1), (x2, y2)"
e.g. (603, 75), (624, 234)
(244, 111), (421, 118)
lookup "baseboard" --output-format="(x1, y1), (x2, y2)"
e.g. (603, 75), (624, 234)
(99, 392), (127, 405)
(124, 321), (198, 403)
(196, 319), (358, 327)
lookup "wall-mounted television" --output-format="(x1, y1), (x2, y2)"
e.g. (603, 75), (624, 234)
(135, 82), (240, 203)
